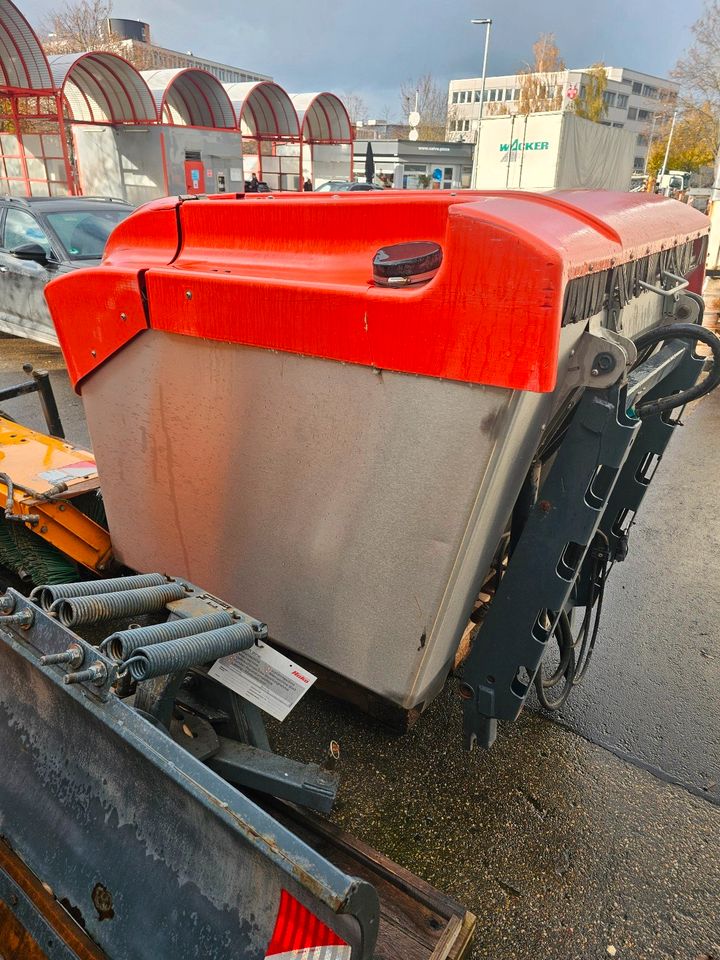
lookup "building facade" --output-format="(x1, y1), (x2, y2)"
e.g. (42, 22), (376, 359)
(355, 119), (411, 140)
(104, 18), (270, 83)
(352, 139), (473, 189)
(447, 66), (678, 172)
(117, 39), (270, 84)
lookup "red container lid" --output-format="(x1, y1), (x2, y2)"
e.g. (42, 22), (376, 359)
(46, 190), (709, 393)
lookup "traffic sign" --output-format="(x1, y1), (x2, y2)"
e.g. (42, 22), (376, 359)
(408, 110), (421, 127)
(408, 128), (419, 141)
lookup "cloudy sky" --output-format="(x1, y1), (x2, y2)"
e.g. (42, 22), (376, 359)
(22, 0), (705, 118)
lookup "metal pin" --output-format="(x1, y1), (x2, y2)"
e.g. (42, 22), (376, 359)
(64, 662), (107, 686)
(321, 740), (341, 771)
(0, 595), (15, 613)
(0, 609), (34, 627)
(41, 643), (83, 668)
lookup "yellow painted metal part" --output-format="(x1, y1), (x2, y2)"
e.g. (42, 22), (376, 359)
(0, 417), (113, 573)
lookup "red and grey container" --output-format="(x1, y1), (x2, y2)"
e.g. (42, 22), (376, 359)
(46, 190), (709, 720)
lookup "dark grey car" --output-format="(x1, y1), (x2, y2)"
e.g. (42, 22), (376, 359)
(0, 196), (133, 345)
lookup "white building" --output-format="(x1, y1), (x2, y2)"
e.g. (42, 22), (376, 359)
(447, 66), (678, 172)
(106, 18), (270, 83)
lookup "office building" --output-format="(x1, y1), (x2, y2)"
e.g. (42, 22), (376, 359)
(447, 66), (678, 172)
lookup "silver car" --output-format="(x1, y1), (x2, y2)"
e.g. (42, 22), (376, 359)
(314, 180), (385, 192)
(0, 196), (133, 345)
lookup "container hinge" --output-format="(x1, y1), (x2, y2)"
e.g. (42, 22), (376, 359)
(564, 328), (637, 390)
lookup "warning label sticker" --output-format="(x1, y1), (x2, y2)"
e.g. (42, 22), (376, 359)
(209, 642), (316, 722)
(38, 461), (97, 485)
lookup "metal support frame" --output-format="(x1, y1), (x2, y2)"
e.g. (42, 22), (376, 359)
(0, 364), (65, 438)
(0, 93), (76, 198)
(208, 738), (339, 812)
(460, 334), (705, 749)
(0, 842), (105, 960)
(0, 621), (379, 959)
(3, 580), (339, 813)
(577, 339), (704, 600)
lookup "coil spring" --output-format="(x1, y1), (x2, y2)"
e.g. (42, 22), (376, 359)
(102, 611), (233, 661)
(52, 582), (187, 628)
(123, 621), (255, 682)
(31, 573), (167, 611)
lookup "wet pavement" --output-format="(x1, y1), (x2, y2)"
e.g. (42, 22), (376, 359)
(556, 387), (720, 804)
(273, 690), (719, 960)
(1, 335), (719, 959)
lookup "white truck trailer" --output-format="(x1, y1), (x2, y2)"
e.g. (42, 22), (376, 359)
(472, 110), (635, 192)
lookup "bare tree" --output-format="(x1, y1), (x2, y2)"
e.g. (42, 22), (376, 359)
(672, 2), (720, 159)
(41, 0), (117, 52)
(399, 73), (447, 140)
(40, 0), (164, 68)
(517, 34), (565, 114)
(342, 92), (369, 125)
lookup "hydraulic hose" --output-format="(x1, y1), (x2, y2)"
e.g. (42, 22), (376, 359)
(633, 322), (720, 419)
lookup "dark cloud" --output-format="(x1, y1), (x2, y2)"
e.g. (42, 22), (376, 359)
(22, 0), (704, 118)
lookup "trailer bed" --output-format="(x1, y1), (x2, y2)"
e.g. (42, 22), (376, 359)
(1, 809), (475, 960)
(268, 801), (476, 960)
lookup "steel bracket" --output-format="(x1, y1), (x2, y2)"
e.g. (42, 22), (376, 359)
(461, 333), (705, 749)
(564, 328), (637, 390)
(574, 335), (705, 603)
(1, 589), (117, 699)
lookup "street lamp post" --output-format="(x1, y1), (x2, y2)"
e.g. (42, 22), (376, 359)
(469, 17), (492, 189)
(659, 109), (678, 181)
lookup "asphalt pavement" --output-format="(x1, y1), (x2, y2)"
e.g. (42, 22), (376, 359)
(0, 334), (718, 959)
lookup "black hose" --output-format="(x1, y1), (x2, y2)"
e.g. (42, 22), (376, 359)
(633, 323), (720, 419)
(571, 532), (609, 685)
(535, 530), (610, 709)
(534, 611), (575, 711)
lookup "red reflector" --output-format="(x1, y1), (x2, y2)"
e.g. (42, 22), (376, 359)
(265, 890), (350, 959)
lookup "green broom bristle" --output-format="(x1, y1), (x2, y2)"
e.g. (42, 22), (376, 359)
(0, 491), (108, 587)
(73, 491), (108, 529)
(0, 517), (24, 573)
(7, 520), (78, 585)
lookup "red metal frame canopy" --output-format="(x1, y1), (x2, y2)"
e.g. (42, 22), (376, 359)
(225, 80), (300, 190)
(142, 68), (236, 130)
(0, 0), (74, 196)
(49, 52), (157, 126)
(48, 52), (159, 201)
(291, 92), (354, 186)
(141, 68), (242, 196)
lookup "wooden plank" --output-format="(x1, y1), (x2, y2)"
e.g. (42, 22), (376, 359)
(447, 912), (477, 960)
(0, 841), (106, 960)
(430, 915), (462, 960)
(0, 900), (51, 960)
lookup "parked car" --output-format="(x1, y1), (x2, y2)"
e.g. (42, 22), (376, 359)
(0, 196), (133, 345)
(314, 180), (385, 192)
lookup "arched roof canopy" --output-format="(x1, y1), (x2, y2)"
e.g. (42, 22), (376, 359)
(224, 80), (299, 140)
(0, 0), (55, 92)
(291, 92), (353, 144)
(49, 52), (157, 124)
(142, 68), (236, 129)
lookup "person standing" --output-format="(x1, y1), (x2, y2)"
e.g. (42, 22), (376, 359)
(248, 173), (259, 193)
(303, 178), (313, 191)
